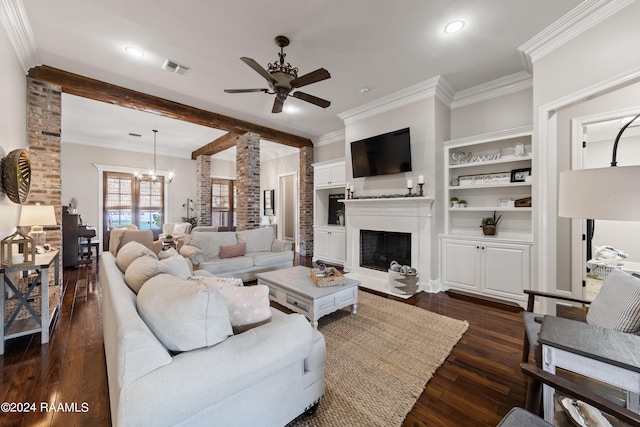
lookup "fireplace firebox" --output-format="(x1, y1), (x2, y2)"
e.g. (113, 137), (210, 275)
(359, 230), (411, 272)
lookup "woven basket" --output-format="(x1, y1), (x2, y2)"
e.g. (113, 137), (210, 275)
(388, 270), (420, 295)
(2, 149), (31, 204)
(4, 281), (60, 323)
(590, 264), (621, 280)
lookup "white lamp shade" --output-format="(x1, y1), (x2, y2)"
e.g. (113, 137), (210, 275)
(18, 205), (57, 226)
(558, 166), (640, 220)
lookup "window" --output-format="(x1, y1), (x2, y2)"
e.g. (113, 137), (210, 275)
(104, 172), (165, 232)
(211, 178), (236, 229)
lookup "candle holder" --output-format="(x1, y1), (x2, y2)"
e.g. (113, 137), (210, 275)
(407, 186), (413, 196)
(418, 183), (424, 197)
(350, 190), (355, 199)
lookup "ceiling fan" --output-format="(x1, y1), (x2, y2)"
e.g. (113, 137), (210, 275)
(224, 35), (331, 113)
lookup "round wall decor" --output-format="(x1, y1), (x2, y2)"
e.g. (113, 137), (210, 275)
(2, 149), (31, 204)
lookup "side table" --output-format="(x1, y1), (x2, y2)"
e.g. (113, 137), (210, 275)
(162, 240), (177, 251)
(0, 250), (60, 355)
(538, 315), (640, 423)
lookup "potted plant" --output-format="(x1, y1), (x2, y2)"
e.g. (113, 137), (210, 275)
(450, 197), (459, 208)
(458, 199), (467, 208)
(336, 207), (346, 226)
(480, 211), (502, 235)
(164, 234), (173, 241)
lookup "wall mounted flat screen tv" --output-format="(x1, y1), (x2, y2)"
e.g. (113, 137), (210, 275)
(350, 127), (412, 178)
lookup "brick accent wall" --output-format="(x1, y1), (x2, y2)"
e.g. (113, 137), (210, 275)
(26, 78), (62, 282)
(235, 132), (261, 231)
(298, 146), (314, 256)
(195, 155), (212, 226)
(26, 78), (62, 245)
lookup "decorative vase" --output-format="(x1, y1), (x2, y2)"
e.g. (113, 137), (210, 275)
(482, 225), (496, 236)
(338, 215), (345, 226)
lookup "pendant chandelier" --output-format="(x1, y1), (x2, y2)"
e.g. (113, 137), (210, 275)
(135, 129), (173, 183)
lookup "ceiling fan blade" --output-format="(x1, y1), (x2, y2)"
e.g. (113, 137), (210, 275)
(240, 57), (277, 84)
(292, 91), (331, 108)
(224, 88), (269, 93)
(272, 97), (284, 114)
(290, 68), (331, 88)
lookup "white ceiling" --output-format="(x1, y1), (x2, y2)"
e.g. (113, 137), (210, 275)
(15, 0), (586, 158)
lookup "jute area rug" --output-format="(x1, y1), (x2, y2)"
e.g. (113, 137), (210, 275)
(289, 290), (469, 427)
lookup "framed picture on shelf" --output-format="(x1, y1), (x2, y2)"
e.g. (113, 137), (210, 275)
(510, 167), (532, 183)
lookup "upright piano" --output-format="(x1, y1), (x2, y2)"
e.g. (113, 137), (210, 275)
(62, 213), (97, 267)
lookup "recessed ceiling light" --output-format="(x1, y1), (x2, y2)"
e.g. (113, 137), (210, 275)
(360, 88), (370, 93)
(125, 46), (144, 57)
(444, 20), (465, 34)
(285, 105), (297, 113)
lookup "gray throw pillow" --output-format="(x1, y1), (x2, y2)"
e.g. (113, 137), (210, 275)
(586, 268), (640, 334)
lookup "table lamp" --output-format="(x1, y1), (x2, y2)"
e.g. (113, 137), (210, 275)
(19, 204), (57, 247)
(558, 113), (640, 221)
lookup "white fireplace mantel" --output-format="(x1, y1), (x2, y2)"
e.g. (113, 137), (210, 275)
(342, 196), (435, 297)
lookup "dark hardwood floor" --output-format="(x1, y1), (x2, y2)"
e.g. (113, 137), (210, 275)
(0, 255), (527, 426)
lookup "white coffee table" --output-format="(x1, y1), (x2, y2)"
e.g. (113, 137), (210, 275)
(256, 266), (359, 328)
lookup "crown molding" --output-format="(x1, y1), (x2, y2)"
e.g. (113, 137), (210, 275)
(451, 71), (532, 109)
(337, 75), (454, 125)
(0, 0), (39, 72)
(519, 0), (634, 66)
(312, 129), (345, 147)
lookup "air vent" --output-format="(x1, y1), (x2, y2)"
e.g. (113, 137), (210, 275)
(162, 59), (190, 76)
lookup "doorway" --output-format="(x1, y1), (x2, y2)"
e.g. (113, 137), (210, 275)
(570, 112), (640, 299)
(278, 173), (298, 249)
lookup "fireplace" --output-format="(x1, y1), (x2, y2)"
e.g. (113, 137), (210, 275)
(360, 230), (411, 272)
(342, 196), (435, 294)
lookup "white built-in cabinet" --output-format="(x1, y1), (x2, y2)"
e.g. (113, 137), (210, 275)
(313, 160), (346, 265)
(440, 126), (533, 305)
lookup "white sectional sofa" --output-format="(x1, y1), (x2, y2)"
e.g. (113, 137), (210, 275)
(101, 244), (326, 427)
(180, 227), (293, 281)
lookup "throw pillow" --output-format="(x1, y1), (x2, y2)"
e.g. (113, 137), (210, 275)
(124, 256), (171, 294)
(137, 274), (233, 352)
(188, 231), (237, 259)
(218, 284), (272, 334)
(158, 247), (180, 259)
(116, 241), (158, 273)
(172, 223), (189, 236)
(219, 242), (247, 259)
(587, 268), (640, 334)
(124, 254), (193, 293)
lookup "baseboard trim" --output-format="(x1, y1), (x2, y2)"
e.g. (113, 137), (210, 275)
(445, 289), (523, 313)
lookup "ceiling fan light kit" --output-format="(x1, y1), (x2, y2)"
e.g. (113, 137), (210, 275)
(224, 35), (331, 113)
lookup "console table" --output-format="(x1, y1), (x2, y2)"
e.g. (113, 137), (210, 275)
(538, 315), (640, 423)
(0, 251), (60, 354)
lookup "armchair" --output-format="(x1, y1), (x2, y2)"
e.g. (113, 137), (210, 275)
(158, 222), (192, 240)
(522, 268), (640, 363)
(497, 363), (640, 426)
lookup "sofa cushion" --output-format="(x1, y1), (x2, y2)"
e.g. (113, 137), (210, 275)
(201, 257), (255, 275)
(137, 274), (233, 352)
(237, 227), (274, 253)
(172, 222), (190, 236)
(220, 242), (247, 259)
(116, 241), (158, 273)
(250, 250), (294, 268)
(587, 268), (640, 334)
(189, 231), (238, 259)
(158, 247), (180, 259)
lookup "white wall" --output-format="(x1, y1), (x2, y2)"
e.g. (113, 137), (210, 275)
(314, 140), (345, 163)
(451, 89), (533, 139)
(0, 25), (27, 239)
(260, 151), (299, 228)
(533, 0), (640, 293)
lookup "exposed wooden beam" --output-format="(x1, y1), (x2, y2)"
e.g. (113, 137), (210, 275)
(192, 132), (242, 160)
(27, 65), (313, 150)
